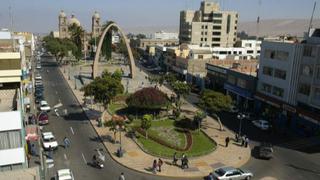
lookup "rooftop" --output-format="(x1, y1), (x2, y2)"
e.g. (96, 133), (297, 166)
(0, 89), (17, 112)
(0, 52), (21, 59)
(0, 111), (22, 132)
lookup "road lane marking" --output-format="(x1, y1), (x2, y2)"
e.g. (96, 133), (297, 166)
(81, 153), (87, 164)
(64, 153), (68, 160)
(70, 127), (74, 135)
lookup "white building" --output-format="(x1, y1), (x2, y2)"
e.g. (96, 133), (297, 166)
(151, 31), (178, 40)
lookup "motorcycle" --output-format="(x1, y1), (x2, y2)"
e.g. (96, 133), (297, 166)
(92, 159), (104, 169)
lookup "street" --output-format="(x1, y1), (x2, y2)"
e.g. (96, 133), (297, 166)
(38, 56), (200, 180)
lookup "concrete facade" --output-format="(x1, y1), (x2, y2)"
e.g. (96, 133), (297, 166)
(179, 1), (238, 48)
(139, 38), (179, 49)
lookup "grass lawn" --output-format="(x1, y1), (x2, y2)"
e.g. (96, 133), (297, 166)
(134, 119), (216, 158)
(108, 103), (127, 115)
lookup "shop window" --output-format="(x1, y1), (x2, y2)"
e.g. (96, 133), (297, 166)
(261, 83), (272, 93)
(298, 84), (311, 96)
(274, 69), (287, 80)
(273, 86), (284, 97)
(262, 66), (273, 76)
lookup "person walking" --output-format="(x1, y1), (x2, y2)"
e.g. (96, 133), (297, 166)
(184, 155), (189, 169)
(152, 159), (157, 174)
(158, 158), (163, 172)
(241, 135), (246, 147)
(245, 137), (249, 148)
(63, 137), (71, 148)
(30, 144), (36, 156)
(181, 153), (186, 169)
(119, 172), (125, 180)
(172, 152), (178, 165)
(225, 136), (230, 147)
(208, 172), (214, 180)
(48, 145), (53, 159)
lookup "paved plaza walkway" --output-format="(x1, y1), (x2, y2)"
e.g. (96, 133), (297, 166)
(59, 64), (251, 178)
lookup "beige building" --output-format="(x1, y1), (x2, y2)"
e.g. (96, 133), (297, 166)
(139, 38), (179, 49)
(179, 1), (238, 48)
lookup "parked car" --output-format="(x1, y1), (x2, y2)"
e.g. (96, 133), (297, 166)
(40, 100), (51, 111)
(35, 96), (44, 104)
(38, 112), (49, 125)
(35, 74), (42, 80)
(212, 166), (253, 180)
(35, 91), (43, 97)
(56, 169), (74, 180)
(258, 143), (273, 159)
(36, 64), (41, 69)
(42, 132), (58, 150)
(252, 120), (271, 130)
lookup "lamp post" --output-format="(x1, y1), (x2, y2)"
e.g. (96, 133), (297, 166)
(237, 113), (246, 137)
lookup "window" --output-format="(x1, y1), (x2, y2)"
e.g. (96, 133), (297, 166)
(228, 75), (236, 85)
(264, 49), (275, 59)
(204, 38), (207, 42)
(213, 26), (221, 30)
(275, 51), (289, 61)
(213, 13), (222, 18)
(313, 88), (320, 101)
(201, 38), (203, 41)
(273, 86), (284, 97)
(303, 45), (317, 57)
(301, 65), (313, 77)
(205, 25), (208, 29)
(205, 32), (207, 35)
(237, 79), (247, 88)
(317, 66), (320, 79)
(213, 20), (222, 24)
(212, 32), (221, 36)
(262, 66), (273, 76)
(274, 69), (287, 80)
(212, 38), (220, 42)
(212, 44), (220, 47)
(261, 83), (272, 93)
(298, 84), (311, 96)
(247, 50), (254, 54)
(201, 25), (204, 29)
(201, 32), (203, 35)
(226, 15), (231, 34)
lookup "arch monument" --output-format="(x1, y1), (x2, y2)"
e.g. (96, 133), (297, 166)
(92, 22), (136, 79)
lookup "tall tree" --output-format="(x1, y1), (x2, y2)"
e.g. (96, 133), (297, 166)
(199, 89), (232, 131)
(68, 24), (84, 60)
(172, 81), (191, 111)
(141, 114), (152, 139)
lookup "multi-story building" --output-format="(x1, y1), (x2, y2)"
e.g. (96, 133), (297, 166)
(179, 0), (238, 47)
(151, 31), (178, 40)
(139, 39), (179, 49)
(256, 29), (320, 136)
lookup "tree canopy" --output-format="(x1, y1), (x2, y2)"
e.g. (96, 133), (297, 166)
(172, 81), (191, 99)
(126, 87), (169, 110)
(68, 24), (84, 60)
(81, 70), (124, 108)
(199, 89), (232, 114)
(43, 35), (78, 64)
(141, 114), (152, 139)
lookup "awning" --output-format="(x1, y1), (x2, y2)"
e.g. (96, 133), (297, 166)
(25, 125), (38, 141)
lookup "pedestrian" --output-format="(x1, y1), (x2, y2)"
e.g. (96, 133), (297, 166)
(152, 159), (157, 174)
(172, 152), (178, 165)
(64, 109), (68, 116)
(184, 155), (189, 169)
(119, 172), (125, 180)
(245, 137), (249, 148)
(63, 137), (71, 148)
(181, 153), (186, 169)
(208, 172), (214, 180)
(158, 158), (163, 172)
(225, 136), (230, 147)
(31, 144), (36, 156)
(241, 135), (245, 147)
(48, 145), (53, 159)
(27, 153), (31, 167)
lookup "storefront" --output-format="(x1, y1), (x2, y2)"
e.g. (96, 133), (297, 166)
(224, 82), (254, 111)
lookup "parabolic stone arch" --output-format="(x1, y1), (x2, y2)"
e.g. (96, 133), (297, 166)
(93, 22), (136, 79)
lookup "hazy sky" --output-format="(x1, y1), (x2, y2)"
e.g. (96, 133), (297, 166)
(0, 0), (318, 33)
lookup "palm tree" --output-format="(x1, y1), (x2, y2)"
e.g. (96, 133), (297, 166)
(68, 24), (84, 60)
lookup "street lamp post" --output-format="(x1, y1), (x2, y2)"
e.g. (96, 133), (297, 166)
(237, 113), (246, 137)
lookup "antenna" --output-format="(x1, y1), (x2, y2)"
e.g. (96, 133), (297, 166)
(308, 1), (317, 36)
(9, 5), (15, 52)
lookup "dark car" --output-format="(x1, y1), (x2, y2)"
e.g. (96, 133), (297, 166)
(34, 91), (43, 97)
(35, 96), (44, 104)
(258, 143), (273, 159)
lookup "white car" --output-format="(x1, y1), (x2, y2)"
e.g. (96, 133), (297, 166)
(35, 74), (42, 80)
(42, 132), (58, 150)
(212, 166), (253, 180)
(36, 64), (41, 69)
(56, 169), (74, 180)
(40, 100), (51, 111)
(252, 120), (271, 130)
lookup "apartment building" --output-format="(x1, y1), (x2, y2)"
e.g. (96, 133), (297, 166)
(179, 0), (238, 47)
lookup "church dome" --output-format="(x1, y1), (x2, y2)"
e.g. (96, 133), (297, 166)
(69, 14), (81, 26)
(93, 11), (100, 19)
(59, 10), (66, 18)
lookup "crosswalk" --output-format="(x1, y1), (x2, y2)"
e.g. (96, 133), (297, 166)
(277, 136), (320, 150)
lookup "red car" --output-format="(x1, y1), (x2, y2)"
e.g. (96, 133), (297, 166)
(38, 112), (49, 125)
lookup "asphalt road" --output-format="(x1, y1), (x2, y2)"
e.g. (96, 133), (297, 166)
(38, 56), (201, 180)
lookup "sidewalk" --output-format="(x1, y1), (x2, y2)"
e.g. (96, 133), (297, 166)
(59, 65), (251, 178)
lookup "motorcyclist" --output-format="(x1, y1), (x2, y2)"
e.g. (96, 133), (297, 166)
(92, 155), (97, 164)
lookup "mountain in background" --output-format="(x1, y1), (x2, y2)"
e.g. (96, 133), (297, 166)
(123, 19), (320, 38)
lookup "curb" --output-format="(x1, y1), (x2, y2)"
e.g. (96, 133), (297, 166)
(57, 67), (205, 179)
